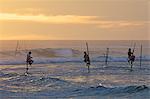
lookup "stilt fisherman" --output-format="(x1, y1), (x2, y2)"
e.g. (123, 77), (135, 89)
(26, 51), (34, 74)
(128, 48), (135, 70)
(84, 51), (90, 72)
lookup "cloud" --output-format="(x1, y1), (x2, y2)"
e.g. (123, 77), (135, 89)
(0, 13), (98, 24)
(96, 21), (145, 29)
(0, 13), (147, 29)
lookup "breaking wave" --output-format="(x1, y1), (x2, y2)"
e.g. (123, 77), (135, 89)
(0, 48), (150, 65)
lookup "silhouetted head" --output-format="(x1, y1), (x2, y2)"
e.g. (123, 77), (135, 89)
(129, 48), (131, 51)
(29, 51), (32, 54)
(84, 51), (87, 54)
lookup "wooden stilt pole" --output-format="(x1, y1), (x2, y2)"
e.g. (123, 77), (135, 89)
(86, 42), (90, 73)
(105, 48), (109, 66)
(15, 41), (19, 56)
(130, 43), (136, 71)
(140, 44), (142, 68)
(26, 62), (28, 74)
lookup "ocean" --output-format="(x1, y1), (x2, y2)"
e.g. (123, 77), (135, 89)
(0, 40), (150, 99)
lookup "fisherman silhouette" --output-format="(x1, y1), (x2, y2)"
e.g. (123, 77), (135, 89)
(128, 48), (135, 70)
(128, 48), (132, 62)
(26, 51), (33, 74)
(130, 53), (135, 69)
(84, 51), (90, 66)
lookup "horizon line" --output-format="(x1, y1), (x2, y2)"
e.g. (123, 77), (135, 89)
(0, 39), (149, 41)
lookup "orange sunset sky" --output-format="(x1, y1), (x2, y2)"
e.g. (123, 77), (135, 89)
(0, 0), (149, 40)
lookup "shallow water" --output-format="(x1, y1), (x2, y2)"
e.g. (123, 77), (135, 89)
(0, 62), (150, 99)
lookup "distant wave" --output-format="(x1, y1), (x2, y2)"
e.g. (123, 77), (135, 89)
(69, 85), (149, 98)
(0, 48), (150, 65)
(0, 48), (81, 57)
(1, 56), (150, 65)
(94, 55), (150, 62)
(73, 85), (149, 93)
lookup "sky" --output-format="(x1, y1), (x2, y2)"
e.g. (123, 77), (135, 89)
(0, 0), (149, 40)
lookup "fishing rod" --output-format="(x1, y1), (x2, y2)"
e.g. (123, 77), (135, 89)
(15, 41), (19, 56)
(86, 42), (89, 56)
(132, 43), (136, 53)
